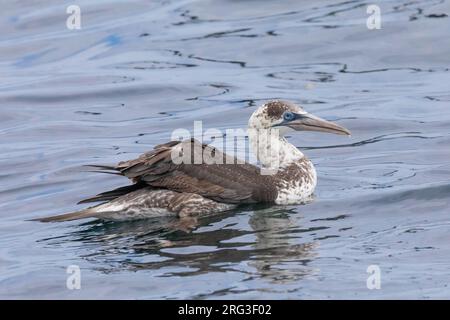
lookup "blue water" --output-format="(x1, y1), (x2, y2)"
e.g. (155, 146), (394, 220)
(1, 0), (450, 299)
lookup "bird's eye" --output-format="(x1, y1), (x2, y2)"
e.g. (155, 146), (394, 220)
(283, 111), (295, 121)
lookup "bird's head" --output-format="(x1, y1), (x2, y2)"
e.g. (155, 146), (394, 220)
(248, 100), (351, 136)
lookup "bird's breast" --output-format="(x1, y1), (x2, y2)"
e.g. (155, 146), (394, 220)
(274, 158), (317, 205)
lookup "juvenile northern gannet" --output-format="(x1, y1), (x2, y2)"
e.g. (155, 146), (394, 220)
(36, 100), (350, 222)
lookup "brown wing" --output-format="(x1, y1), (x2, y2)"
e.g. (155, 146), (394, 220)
(114, 139), (278, 204)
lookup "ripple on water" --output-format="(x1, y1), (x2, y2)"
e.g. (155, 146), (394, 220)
(1, 0), (450, 299)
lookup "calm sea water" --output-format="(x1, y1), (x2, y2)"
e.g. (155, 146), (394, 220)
(1, 0), (450, 299)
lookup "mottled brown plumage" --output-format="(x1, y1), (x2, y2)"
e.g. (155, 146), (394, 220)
(265, 100), (294, 119)
(102, 139), (278, 204)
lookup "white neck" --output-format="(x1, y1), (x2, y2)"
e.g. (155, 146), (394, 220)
(248, 128), (304, 171)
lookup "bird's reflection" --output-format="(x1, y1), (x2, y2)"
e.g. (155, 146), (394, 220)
(247, 209), (318, 283)
(44, 205), (319, 284)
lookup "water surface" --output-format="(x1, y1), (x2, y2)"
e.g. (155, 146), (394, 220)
(1, 0), (450, 299)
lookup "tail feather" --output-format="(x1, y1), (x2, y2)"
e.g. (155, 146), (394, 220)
(86, 170), (122, 176)
(77, 182), (146, 204)
(83, 164), (118, 171)
(31, 208), (98, 222)
(82, 165), (120, 175)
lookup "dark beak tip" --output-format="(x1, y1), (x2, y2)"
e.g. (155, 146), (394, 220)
(335, 125), (351, 136)
(339, 131), (351, 137)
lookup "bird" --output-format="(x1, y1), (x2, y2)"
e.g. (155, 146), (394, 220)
(35, 100), (350, 222)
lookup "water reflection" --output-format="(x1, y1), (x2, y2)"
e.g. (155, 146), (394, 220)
(247, 209), (318, 283)
(44, 206), (319, 284)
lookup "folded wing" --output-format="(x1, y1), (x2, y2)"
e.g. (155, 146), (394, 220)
(108, 139), (278, 204)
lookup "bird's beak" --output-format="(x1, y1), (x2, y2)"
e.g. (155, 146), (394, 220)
(286, 113), (351, 136)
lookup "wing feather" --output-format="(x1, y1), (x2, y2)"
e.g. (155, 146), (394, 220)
(91, 139), (278, 204)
